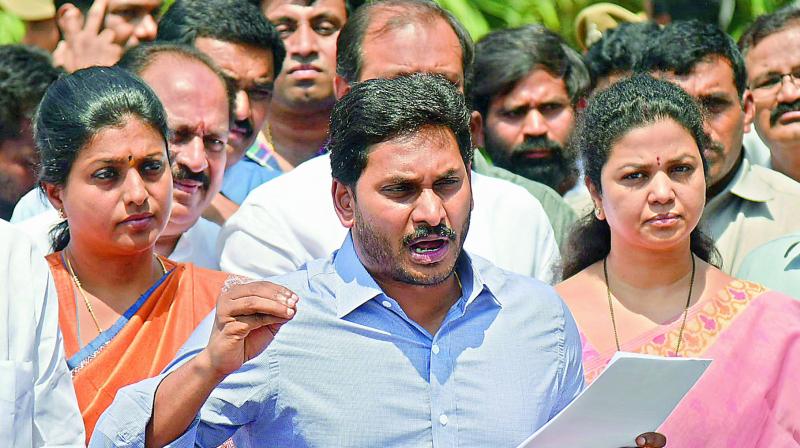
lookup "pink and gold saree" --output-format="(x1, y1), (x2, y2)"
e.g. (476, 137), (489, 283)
(580, 280), (800, 447)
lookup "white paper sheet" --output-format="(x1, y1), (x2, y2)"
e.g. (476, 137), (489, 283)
(516, 352), (711, 448)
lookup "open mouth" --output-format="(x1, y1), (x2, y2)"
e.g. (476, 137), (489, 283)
(408, 237), (450, 264)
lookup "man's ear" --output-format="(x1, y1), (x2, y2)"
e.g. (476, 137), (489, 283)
(332, 179), (356, 228)
(42, 182), (66, 217)
(470, 111), (484, 148)
(742, 89), (756, 133)
(333, 75), (352, 101)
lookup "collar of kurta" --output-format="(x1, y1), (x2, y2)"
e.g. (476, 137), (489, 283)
(332, 232), (499, 319)
(725, 156), (775, 203)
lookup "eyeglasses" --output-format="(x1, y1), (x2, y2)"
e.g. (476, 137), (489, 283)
(750, 69), (800, 100)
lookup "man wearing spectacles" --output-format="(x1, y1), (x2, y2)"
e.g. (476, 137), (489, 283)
(740, 6), (800, 182)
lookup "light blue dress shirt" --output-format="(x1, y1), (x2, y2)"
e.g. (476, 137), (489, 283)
(91, 234), (583, 447)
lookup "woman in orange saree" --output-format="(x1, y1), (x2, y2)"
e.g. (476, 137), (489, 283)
(34, 67), (229, 441)
(557, 75), (800, 447)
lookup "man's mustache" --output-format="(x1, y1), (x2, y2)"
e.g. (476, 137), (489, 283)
(402, 224), (457, 246)
(511, 136), (564, 161)
(770, 100), (800, 125)
(233, 118), (254, 138)
(172, 164), (210, 190)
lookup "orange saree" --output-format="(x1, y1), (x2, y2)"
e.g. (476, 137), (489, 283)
(47, 252), (229, 442)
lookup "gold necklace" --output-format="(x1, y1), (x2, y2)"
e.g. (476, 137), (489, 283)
(603, 254), (696, 355)
(65, 253), (168, 333)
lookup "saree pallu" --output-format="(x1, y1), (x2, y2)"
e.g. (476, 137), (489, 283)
(580, 280), (800, 446)
(47, 252), (229, 442)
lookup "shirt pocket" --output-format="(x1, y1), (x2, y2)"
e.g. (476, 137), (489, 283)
(0, 360), (34, 445)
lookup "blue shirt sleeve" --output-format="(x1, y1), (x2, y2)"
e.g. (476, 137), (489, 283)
(551, 299), (585, 418)
(91, 310), (280, 448)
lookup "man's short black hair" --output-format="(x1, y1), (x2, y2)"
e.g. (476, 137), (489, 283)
(157, 0), (286, 76)
(330, 73), (473, 187)
(252, 0), (356, 17)
(336, 0), (474, 96)
(636, 20), (747, 97)
(116, 42), (235, 121)
(0, 45), (62, 141)
(471, 24), (589, 119)
(739, 6), (800, 56)
(584, 22), (661, 89)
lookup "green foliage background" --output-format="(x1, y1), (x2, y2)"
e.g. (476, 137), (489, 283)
(433, 0), (794, 47)
(2, 0), (794, 47)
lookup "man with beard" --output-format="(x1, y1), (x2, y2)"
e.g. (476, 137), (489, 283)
(156, 0), (285, 221)
(636, 20), (800, 273)
(252, 0), (349, 173)
(0, 45), (60, 221)
(92, 74), (663, 448)
(472, 25), (592, 218)
(220, 0), (560, 283)
(14, 43), (232, 270)
(740, 7), (800, 183)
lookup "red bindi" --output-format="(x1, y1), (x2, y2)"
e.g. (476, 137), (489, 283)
(656, 156), (661, 167)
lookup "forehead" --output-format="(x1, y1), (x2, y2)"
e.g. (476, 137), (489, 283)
(746, 25), (800, 77)
(264, 0), (346, 20)
(658, 56), (738, 97)
(194, 37), (275, 83)
(495, 68), (569, 105)
(81, 118), (165, 160)
(359, 16), (463, 86)
(140, 56), (229, 129)
(607, 119), (699, 164)
(363, 127), (464, 177)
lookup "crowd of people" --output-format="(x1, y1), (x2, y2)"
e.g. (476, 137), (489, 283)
(1, 0), (799, 447)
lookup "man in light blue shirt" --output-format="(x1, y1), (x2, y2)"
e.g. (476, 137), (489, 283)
(736, 233), (800, 299)
(91, 74), (659, 448)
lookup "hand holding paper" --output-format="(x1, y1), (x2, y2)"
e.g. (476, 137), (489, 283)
(516, 352), (711, 448)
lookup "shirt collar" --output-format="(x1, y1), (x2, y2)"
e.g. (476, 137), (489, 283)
(727, 156), (775, 203)
(333, 233), (499, 318)
(784, 240), (800, 272)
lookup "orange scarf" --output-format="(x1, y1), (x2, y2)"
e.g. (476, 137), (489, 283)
(47, 252), (228, 442)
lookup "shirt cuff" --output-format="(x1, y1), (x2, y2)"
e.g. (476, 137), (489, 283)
(90, 374), (201, 447)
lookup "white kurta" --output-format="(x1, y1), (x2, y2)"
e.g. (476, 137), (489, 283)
(0, 219), (84, 446)
(219, 153), (560, 284)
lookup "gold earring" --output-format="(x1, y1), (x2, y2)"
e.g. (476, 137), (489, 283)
(594, 206), (604, 220)
(58, 208), (65, 220)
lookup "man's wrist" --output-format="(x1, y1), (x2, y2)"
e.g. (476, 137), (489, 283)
(193, 349), (229, 385)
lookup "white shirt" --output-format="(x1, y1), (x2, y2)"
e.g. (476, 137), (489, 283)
(0, 220), (84, 446)
(14, 211), (221, 269)
(219, 154), (560, 283)
(10, 189), (53, 224)
(169, 218), (221, 270)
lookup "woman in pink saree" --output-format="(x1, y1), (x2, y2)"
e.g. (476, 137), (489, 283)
(556, 75), (800, 447)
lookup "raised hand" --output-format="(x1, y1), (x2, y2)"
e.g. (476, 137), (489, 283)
(205, 280), (299, 377)
(52, 0), (123, 72)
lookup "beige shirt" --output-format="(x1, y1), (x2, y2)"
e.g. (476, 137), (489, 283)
(704, 156), (800, 274)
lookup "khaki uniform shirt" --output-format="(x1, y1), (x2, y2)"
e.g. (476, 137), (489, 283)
(704, 156), (800, 273)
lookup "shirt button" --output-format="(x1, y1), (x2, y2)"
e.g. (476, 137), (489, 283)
(382, 300), (392, 308)
(432, 344), (440, 355)
(439, 414), (448, 426)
